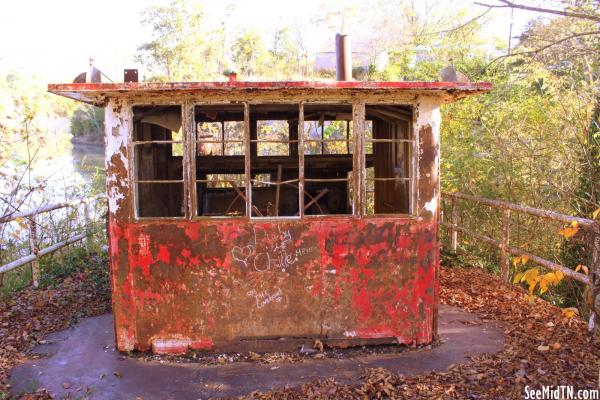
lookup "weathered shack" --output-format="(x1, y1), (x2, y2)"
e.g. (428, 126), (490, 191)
(49, 80), (490, 354)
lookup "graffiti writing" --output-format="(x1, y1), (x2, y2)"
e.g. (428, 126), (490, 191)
(231, 226), (316, 272)
(247, 288), (284, 309)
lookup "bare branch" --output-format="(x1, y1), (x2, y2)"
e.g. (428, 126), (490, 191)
(474, 0), (600, 22)
(481, 30), (600, 72)
(421, 8), (493, 37)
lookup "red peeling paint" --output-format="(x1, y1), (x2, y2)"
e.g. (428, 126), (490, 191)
(354, 288), (373, 321)
(157, 245), (170, 264)
(190, 338), (214, 350)
(109, 217), (438, 352)
(184, 224), (199, 241)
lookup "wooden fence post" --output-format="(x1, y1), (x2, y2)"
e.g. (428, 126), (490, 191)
(500, 208), (511, 282)
(589, 222), (600, 336)
(29, 216), (40, 288)
(83, 200), (92, 249)
(450, 196), (458, 253)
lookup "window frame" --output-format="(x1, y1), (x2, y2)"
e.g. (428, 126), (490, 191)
(129, 101), (417, 222)
(248, 102), (302, 219)
(192, 102), (248, 220)
(130, 103), (187, 221)
(362, 103), (415, 217)
(301, 102), (356, 218)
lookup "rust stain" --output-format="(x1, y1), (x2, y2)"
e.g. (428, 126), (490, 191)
(47, 81), (492, 106)
(110, 217), (438, 353)
(50, 83), (460, 354)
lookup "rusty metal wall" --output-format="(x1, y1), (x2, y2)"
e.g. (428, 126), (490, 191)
(104, 94), (442, 354)
(109, 218), (437, 352)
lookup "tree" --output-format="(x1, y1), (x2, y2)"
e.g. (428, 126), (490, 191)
(136, 0), (215, 81)
(269, 27), (306, 79)
(232, 29), (268, 78)
(70, 105), (104, 137)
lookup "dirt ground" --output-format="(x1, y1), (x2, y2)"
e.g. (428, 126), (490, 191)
(2, 258), (598, 399)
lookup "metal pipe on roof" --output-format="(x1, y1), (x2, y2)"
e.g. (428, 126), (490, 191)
(335, 33), (352, 81)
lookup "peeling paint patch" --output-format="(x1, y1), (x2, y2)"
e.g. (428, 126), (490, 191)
(423, 198), (437, 217)
(152, 338), (192, 355)
(109, 218), (438, 352)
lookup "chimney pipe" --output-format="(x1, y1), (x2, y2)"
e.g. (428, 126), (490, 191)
(335, 33), (352, 81)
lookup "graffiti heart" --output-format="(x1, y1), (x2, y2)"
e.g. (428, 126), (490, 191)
(231, 245), (253, 267)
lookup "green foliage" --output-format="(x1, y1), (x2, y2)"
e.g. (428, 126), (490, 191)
(136, 0), (212, 81)
(0, 218), (109, 298)
(232, 29), (267, 77)
(70, 105), (104, 137)
(39, 247), (110, 296)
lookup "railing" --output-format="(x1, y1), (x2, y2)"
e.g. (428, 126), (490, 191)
(0, 194), (107, 288)
(441, 192), (599, 333)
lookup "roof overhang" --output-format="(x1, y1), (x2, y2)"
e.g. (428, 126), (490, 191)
(48, 81), (492, 106)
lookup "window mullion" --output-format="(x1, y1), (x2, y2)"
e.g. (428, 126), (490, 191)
(183, 101), (194, 219)
(353, 102), (365, 216)
(244, 102), (251, 218)
(221, 120), (225, 156)
(299, 102), (305, 218)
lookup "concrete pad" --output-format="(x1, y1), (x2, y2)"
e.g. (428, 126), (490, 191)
(10, 305), (504, 399)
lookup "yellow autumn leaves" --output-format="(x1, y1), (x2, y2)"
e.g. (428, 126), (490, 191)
(559, 221), (579, 239)
(558, 207), (600, 238)
(513, 266), (564, 302)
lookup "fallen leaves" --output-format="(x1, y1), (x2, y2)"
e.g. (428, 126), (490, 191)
(242, 265), (599, 399)
(0, 252), (111, 399)
(561, 307), (579, 319)
(2, 258), (598, 400)
(313, 339), (324, 353)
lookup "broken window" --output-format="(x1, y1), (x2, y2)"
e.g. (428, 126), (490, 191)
(131, 102), (415, 220)
(364, 105), (413, 215)
(302, 104), (354, 215)
(250, 104), (299, 217)
(195, 104), (246, 217)
(132, 105), (184, 218)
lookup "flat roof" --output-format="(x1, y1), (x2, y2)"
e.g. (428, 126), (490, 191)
(48, 81), (492, 106)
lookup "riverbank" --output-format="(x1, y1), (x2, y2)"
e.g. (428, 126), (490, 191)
(71, 132), (104, 147)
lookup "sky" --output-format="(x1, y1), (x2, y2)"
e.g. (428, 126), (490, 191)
(0, 0), (546, 83)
